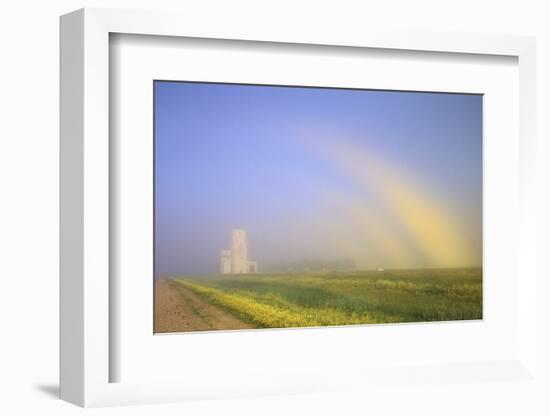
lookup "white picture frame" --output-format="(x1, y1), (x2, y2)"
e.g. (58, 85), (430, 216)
(60, 7), (538, 408)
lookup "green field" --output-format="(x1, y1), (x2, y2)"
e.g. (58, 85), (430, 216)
(172, 267), (482, 329)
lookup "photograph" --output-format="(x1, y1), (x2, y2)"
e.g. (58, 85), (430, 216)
(153, 81), (483, 333)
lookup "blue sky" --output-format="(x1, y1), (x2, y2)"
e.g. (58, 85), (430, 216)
(154, 81), (482, 277)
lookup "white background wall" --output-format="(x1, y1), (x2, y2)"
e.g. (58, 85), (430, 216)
(0, 1), (548, 415)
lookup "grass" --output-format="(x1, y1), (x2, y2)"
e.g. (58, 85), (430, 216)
(174, 267), (482, 329)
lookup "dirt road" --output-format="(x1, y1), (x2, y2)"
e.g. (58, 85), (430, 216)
(154, 279), (253, 333)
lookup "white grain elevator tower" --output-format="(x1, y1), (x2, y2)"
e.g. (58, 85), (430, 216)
(231, 229), (248, 274)
(220, 228), (258, 274)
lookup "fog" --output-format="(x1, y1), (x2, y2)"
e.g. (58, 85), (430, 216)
(154, 82), (482, 277)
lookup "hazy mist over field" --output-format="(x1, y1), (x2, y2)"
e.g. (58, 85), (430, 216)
(154, 82), (482, 277)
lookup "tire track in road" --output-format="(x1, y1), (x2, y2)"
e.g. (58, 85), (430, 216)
(154, 279), (253, 333)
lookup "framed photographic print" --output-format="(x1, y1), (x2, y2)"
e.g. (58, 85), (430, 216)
(60, 8), (538, 408)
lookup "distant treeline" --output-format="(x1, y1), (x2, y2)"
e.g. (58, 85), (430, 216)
(261, 258), (356, 273)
